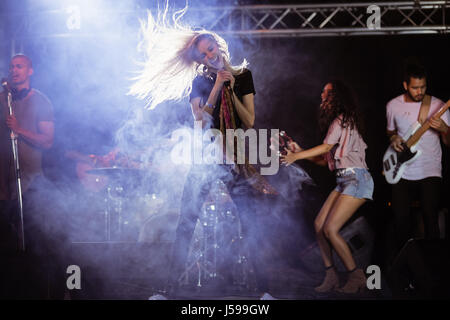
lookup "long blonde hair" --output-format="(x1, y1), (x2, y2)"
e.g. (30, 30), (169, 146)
(128, 4), (248, 110)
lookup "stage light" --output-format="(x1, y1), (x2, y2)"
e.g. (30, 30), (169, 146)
(148, 294), (168, 300)
(260, 292), (276, 300)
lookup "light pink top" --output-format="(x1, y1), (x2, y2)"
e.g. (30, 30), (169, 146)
(323, 116), (368, 171)
(386, 94), (449, 180)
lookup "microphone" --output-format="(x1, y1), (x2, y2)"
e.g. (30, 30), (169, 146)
(218, 66), (231, 90)
(1, 78), (11, 91)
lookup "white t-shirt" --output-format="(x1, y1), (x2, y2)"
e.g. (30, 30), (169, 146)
(386, 94), (449, 180)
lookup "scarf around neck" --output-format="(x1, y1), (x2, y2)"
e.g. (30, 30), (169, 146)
(218, 84), (278, 195)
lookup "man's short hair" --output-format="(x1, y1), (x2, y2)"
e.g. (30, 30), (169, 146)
(11, 54), (33, 68)
(403, 57), (426, 84)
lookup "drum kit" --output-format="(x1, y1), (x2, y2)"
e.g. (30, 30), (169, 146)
(83, 165), (254, 290)
(179, 180), (257, 291)
(85, 166), (152, 242)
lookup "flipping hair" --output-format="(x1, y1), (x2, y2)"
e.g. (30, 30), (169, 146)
(319, 80), (365, 137)
(128, 4), (248, 110)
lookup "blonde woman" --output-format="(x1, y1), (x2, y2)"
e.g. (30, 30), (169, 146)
(130, 6), (277, 295)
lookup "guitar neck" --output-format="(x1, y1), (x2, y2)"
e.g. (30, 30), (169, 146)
(406, 100), (450, 148)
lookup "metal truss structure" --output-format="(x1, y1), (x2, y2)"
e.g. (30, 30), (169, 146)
(1, 1), (449, 41)
(201, 1), (450, 37)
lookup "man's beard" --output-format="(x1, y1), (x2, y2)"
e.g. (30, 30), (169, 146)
(407, 91), (424, 102)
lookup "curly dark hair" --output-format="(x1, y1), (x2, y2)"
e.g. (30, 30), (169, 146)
(318, 80), (365, 137)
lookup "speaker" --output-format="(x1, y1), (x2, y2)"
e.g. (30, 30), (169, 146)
(299, 216), (375, 274)
(388, 238), (450, 299)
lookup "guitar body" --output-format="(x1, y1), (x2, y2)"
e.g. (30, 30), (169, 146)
(383, 122), (421, 184)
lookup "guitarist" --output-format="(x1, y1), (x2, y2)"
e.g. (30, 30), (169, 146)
(386, 60), (450, 257)
(282, 80), (373, 294)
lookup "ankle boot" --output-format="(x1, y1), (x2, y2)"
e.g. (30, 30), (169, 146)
(336, 268), (366, 294)
(315, 266), (339, 293)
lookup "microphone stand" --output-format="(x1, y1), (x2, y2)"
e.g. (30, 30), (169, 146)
(2, 81), (26, 252)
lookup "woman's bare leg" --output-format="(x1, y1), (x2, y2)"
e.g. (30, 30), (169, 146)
(323, 194), (366, 270)
(314, 191), (341, 268)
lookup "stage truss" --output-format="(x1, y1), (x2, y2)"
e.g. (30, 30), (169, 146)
(0, 1), (449, 54)
(197, 1), (450, 37)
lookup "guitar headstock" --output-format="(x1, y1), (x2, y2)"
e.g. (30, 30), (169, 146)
(278, 130), (294, 156)
(437, 99), (450, 115)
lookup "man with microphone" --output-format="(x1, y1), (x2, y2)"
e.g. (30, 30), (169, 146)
(0, 54), (55, 297)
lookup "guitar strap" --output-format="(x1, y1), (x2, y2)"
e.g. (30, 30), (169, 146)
(417, 94), (431, 125)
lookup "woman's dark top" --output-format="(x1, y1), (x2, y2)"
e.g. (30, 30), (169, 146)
(189, 69), (255, 129)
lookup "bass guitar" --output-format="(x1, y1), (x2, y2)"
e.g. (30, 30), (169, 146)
(383, 99), (450, 184)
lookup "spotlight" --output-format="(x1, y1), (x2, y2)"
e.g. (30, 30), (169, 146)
(148, 294), (168, 300)
(260, 292), (277, 300)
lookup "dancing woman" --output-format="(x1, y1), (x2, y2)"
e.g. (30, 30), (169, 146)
(130, 7), (277, 294)
(281, 80), (374, 294)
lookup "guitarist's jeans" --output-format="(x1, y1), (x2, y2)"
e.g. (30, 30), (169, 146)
(391, 177), (442, 253)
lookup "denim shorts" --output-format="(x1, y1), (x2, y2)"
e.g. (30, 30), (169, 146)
(334, 168), (374, 200)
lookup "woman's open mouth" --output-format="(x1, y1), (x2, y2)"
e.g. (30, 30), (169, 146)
(209, 56), (219, 66)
